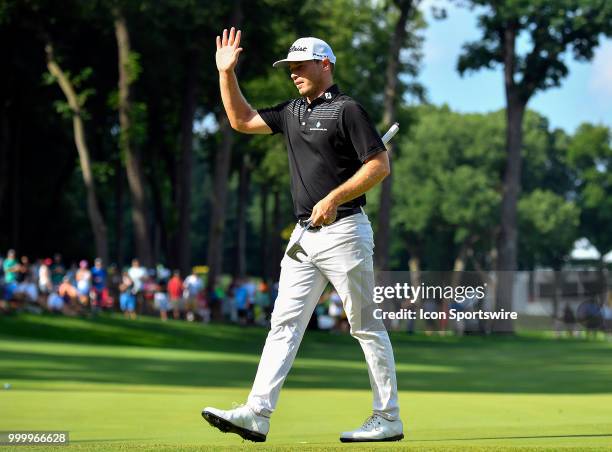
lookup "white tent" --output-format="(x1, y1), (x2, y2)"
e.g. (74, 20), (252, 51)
(570, 238), (612, 263)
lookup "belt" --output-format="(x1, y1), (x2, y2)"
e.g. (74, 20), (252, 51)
(298, 206), (362, 231)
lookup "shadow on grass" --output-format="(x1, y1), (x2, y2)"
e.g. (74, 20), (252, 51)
(420, 433), (612, 441)
(1, 313), (611, 394)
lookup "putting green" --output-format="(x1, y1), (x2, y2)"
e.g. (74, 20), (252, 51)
(0, 314), (611, 451)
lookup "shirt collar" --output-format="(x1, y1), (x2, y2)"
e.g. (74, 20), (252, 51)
(306, 84), (341, 105)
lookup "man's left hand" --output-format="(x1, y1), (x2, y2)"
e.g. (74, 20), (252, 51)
(309, 196), (338, 227)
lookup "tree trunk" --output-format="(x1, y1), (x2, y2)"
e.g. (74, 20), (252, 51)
(206, 116), (234, 289)
(176, 48), (199, 275)
(11, 120), (20, 251)
(271, 189), (282, 282)
(495, 24), (524, 334)
(408, 245), (421, 302)
(45, 43), (109, 263)
(375, 0), (413, 271)
(148, 169), (170, 266)
(598, 256), (608, 306)
(114, 157), (124, 265)
(260, 184), (269, 283)
(0, 104), (8, 215)
(552, 268), (561, 319)
(235, 153), (250, 278)
(451, 242), (469, 288)
(206, 0), (243, 289)
(114, 9), (153, 267)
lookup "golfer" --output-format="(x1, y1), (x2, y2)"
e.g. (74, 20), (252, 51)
(202, 27), (402, 443)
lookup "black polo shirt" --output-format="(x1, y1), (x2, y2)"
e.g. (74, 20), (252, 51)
(257, 84), (386, 220)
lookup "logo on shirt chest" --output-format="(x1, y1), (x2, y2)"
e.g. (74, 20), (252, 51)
(309, 120), (328, 132)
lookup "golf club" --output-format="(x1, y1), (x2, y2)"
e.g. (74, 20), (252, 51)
(286, 122), (400, 263)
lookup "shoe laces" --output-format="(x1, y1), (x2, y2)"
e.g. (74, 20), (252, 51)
(362, 414), (382, 429)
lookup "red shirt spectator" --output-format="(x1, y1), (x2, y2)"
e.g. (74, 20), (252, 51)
(167, 272), (183, 301)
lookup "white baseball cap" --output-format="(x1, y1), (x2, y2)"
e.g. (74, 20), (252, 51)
(272, 37), (336, 68)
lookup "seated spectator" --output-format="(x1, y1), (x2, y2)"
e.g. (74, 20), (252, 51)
(119, 271), (136, 319)
(17, 255), (32, 283)
(47, 291), (64, 312)
(51, 253), (66, 288)
(58, 276), (78, 308)
(153, 285), (170, 322)
(14, 275), (39, 306)
(75, 260), (92, 306)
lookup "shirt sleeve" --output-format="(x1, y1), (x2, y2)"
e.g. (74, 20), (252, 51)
(340, 101), (386, 162)
(257, 100), (291, 135)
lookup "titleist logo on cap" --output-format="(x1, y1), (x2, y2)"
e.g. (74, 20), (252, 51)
(272, 37), (336, 68)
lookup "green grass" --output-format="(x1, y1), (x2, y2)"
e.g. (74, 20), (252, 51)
(0, 313), (611, 451)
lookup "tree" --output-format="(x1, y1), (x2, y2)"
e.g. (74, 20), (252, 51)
(392, 105), (504, 271)
(457, 0), (612, 332)
(376, 0), (423, 271)
(134, 0), (227, 273)
(44, 43), (109, 263)
(568, 123), (612, 302)
(114, 6), (153, 266)
(518, 189), (580, 316)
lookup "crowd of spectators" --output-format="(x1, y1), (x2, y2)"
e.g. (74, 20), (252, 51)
(10, 249), (610, 338)
(0, 249), (355, 332)
(0, 249), (287, 326)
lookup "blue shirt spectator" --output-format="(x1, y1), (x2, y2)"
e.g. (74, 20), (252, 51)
(234, 285), (249, 310)
(91, 258), (107, 291)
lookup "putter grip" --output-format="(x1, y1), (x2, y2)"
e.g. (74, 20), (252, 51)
(381, 122), (399, 145)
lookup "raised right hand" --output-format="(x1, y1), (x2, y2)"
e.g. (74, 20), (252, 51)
(216, 27), (243, 73)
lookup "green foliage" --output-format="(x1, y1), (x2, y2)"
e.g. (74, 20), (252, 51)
(5, 0), (607, 274)
(295, 0), (425, 119)
(440, 165), (501, 244)
(518, 189), (580, 268)
(91, 161), (116, 186)
(72, 66), (94, 88)
(52, 100), (75, 120)
(457, 0), (612, 100)
(391, 104), (583, 270)
(251, 137), (289, 190)
(567, 123), (612, 255)
(392, 105), (502, 261)
(125, 51), (142, 84)
(41, 71), (56, 86)
(107, 90), (119, 110)
(130, 100), (148, 148)
(46, 66), (96, 117)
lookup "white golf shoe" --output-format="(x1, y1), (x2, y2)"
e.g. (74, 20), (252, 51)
(202, 404), (269, 442)
(340, 414), (404, 442)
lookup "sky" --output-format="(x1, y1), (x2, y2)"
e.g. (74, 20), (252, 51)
(417, 0), (612, 134)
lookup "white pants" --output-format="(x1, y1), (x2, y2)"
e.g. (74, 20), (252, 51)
(247, 212), (400, 420)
